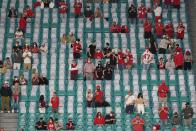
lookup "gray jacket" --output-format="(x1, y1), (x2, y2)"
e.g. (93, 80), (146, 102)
(13, 51), (23, 63)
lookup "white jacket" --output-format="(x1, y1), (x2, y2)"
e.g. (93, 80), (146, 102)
(154, 6), (162, 17)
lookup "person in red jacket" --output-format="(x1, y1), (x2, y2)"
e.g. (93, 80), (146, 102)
(176, 21), (185, 40)
(159, 104), (169, 125)
(73, 0), (82, 17)
(143, 19), (152, 39)
(94, 112), (105, 126)
(34, 0), (42, 8)
(172, 0), (180, 9)
(158, 81), (169, 104)
(165, 22), (174, 38)
(174, 51), (184, 69)
(138, 3), (147, 22)
(51, 92), (59, 113)
(59, 0), (68, 17)
(131, 114), (145, 131)
(118, 49), (125, 70)
(19, 15), (27, 33)
(31, 42), (39, 53)
(94, 85), (104, 107)
(121, 25), (129, 33)
(94, 49), (104, 59)
(24, 6), (34, 18)
(164, 0), (171, 6)
(175, 44), (182, 53)
(155, 20), (164, 38)
(71, 39), (82, 59)
(66, 118), (75, 130)
(110, 21), (121, 33)
(125, 49), (133, 69)
(47, 117), (55, 130)
(70, 60), (78, 80)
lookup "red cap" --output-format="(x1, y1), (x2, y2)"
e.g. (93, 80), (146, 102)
(96, 85), (101, 89)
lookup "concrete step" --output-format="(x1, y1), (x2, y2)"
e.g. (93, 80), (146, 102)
(0, 113), (18, 131)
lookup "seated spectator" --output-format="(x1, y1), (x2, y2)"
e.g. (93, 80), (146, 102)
(66, 118), (75, 130)
(84, 6), (93, 20)
(110, 21), (121, 33)
(94, 85), (109, 107)
(131, 114), (145, 131)
(51, 92), (59, 113)
(35, 117), (47, 130)
(86, 89), (93, 107)
(40, 43), (48, 53)
(19, 15), (27, 33)
(94, 49), (104, 59)
(125, 91), (135, 114)
(8, 7), (18, 18)
(118, 49), (125, 70)
(47, 117), (55, 130)
(71, 39), (82, 59)
(83, 58), (95, 80)
(184, 50), (192, 70)
(69, 60), (78, 80)
(104, 62), (113, 80)
(159, 35), (170, 54)
(19, 75), (27, 85)
(165, 22), (174, 38)
(182, 102), (194, 126)
(121, 25), (129, 33)
(143, 19), (152, 39)
(159, 104), (169, 125)
(39, 95), (47, 113)
(59, 0), (68, 16)
(155, 20), (164, 38)
(4, 57), (12, 69)
(31, 42), (39, 53)
(95, 61), (104, 80)
(176, 21), (185, 40)
(103, 43), (111, 58)
(142, 48), (153, 70)
(39, 74), (49, 85)
(94, 112), (105, 126)
(15, 29), (24, 39)
(67, 32), (75, 44)
(1, 63), (7, 74)
(0, 81), (12, 113)
(174, 50), (184, 69)
(165, 57), (175, 73)
(172, 112), (180, 126)
(128, 4), (137, 24)
(94, 7), (102, 18)
(12, 84), (20, 113)
(152, 124), (161, 131)
(172, 0), (180, 9)
(149, 36), (158, 54)
(23, 49), (32, 70)
(105, 111), (116, 124)
(32, 73), (40, 85)
(73, 0), (82, 17)
(125, 49), (133, 69)
(138, 3), (147, 22)
(135, 93), (145, 114)
(109, 50), (117, 69)
(61, 34), (67, 44)
(24, 5), (34, 18)
(54, 118), (63, 130)
(157, 57), (165, 69)
(87, 42), (96, 58)
(158, 80), (169, 104)
(154, 5), (162, 23)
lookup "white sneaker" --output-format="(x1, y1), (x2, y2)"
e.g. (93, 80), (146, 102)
(12, 109), (14, 113)
(1, 110), (3, 113)
(8, 111), (10, 113)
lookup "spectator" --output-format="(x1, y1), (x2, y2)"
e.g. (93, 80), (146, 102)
(1, 63), (7, 74)
(31, 42), (39, 53)
(86, 89), (93, 107)
(94, 112), (105, 126)
(19, 16), (27, 33)
(39, 95), (46, 113)
(34, 0), (42, 8)
(32, 73), (40, 85)
(12, 84), (20, 113)
(118, 49), (125, 70)
(158, 35), (171, 54)
(59, 0), (68, 18)
(69, 60), (78, 80)
(41, 0), (54, 8)
(125, 91), (135, 114)
(0, 60), (3, 73)
(174, 50), (184, 69)
(95, 61), (104, 80)
(184, 50), (192, 70)
(24, 5), (34, 18)
(54, 118), (63, 130)
(94, 49), (104, 59)
(110, 21), (121, 33)
(4, 57), (12, 69)
(8, 7), (18, 18)
(109, 49), (117, 69)
(40, 43), (48, 53)
(23, 43), (30, 51)
(142, 48), (153, 70)
(71, 39), (82, 59)
(175, 43), (182, 53)
(128, 4), (137, 24)
(39, 74), (49, 85)
(165, 22), (174, 38)
(13, 76), (20, 86)
(152, 124), (161, 131)
(172, 0), (180, 9)
(143, 19), (152, 39)
(172, 112), (180, 126)
(125, 49), (133, 69)
(105, 111), (116, 124)
(47, 117), (55, 130)
(61, 34), (67, 44)
(154, 0), (161, 5)
(182, 102), (194, 126)
(83, 58), (95, 80)
(103, 43), (111, 58)
(94, 85), (109, 107)
(176, 21), (185, 40)
(84, 6), (93, 19)
(165, 57), (175, 73)
(66, 118), (75, 130)
(67, 32), (75, 44)
(22, 49), (32, 70)
(51, 92), (59, 113)
(104, 62), (113, 80)
(157, 57), (165, 69)
(154, 5), (162, 23)
(94, 7), (102, 18)
(158, 80), (169, 104)
(138, 3), (147, 22)
(164, 0), (171, 7)
(159, 104), (169, 125)
(149, 36), (158, 54)
(35, 117), (47, 130)
(131, 114), (145, 131)
(155, 20), (164, 38)
(0, 81), (12, 113)
(19, 75), (27, 85)
(87, 41), (96, 58)
(135, 93), (145, 114)
(15, 29), (24, 39)
(73, 0), (82, 17)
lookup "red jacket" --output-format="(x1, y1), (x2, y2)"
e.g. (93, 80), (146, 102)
(110, 25), (121, 33)
(74, 2), (82, 15)
(138, 6), (147, 19)
(158, 83), (169, 98)
(47, 121), (55, 130)
(155, 23), (164, 37)
(19, 17), (27, 30)
(34, 1), (41, 8)
(165, 24), (174, 38)
(94, 52), (104, 59)
(176, 25), (185, 39)
(159, 107), (169, 120)
(121, 25), (129, 33)
(118, 52), (125, 64)
(172, 0), (180, 6)
(70, 64), (78, 74)
(164, 0), (171, 5)
(26, 9), (34, 17)
(126, 53), (133, 65)
(174, 52), (184, 67)
(95, 90), (104, 103)
(94, 116), (105, 125)
(143, 21), (152, 32)
(59, 2), (68, 14)
(132, 117), (145, 131)
(72, 43), (82, 53)
(51, 96), (59, 109)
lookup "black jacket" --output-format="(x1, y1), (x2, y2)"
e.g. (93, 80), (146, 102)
(0, 86), (12, 96)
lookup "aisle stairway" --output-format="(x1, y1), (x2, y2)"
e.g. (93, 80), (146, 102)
(0, 113), (18, 131)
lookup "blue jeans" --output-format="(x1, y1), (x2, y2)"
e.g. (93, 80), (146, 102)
(143, 63), (150, 70)
(118, 64), (125, 70)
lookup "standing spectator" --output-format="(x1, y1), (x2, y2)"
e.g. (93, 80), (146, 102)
(94, 7), (102, 18)
(4, 57), (12, 69)
(105, 111), (116, 124)
(71, 39), (82, 59)
(50, 92), (59, 113)
(13, 76), (20, 86)
(15, 29), (24, 39)
(158, 80), (169, 104)
(182, 102), (194, 126)
(94, 85), (104, 107)
(104, 63), (113, 80)
(32, 73), (40, 85)
(131, 114), (145, 131)
(39, 95), (46, 113)
(154, 5), (162, 23)
(172, 112), (180, 126)
(39, 74), (49, 85)
(110, 50), (117, 69)
(84, 6), (93, 20)
(125, 91), (135, 114)
(31, 42), (39, 53)
(35, 118), (47, 130)
(165, 57), (175, 73)
(149, 36), (158, 54)
(118, 49), (125, 70)
(95, 61), (104, 80)
(125, 49), (133, 69)
(103, 43), (111, 58)
(86, 89), (93, 107)
(0, 81), (12, 113)
(158, 35), (170, 54)
(128, 4), (137, 24)
(172, 0), (180, 9)
(165, 22), (174, 38)
(24, 6), (34, 18)
(142, 48), (153, 70)
(143, 20), (152, 39)
(8, 7), (18, 18)
(83, 58), (95, 80)
(175, 43), (182, 53)
(159, 104), (169, 125)
(87, 42), (96, 58)
(12, 85), (20, 113)
(59, 0), (68, 18)
(22, 49), (32, 70)
(157, 57), (165, 69)
(67, 32), (75, 44)
(135, 93), (145, 114)
(184, 50), (192, 70)
(66, 118), (75, 130)
(174, 50), (184, 69)
(61, 34), (67, 44)
(164, 0), (171, 7)
(110, 21), (121, 33)
(176, 21), (185, 40)
(69, 60), (78, 80)
(155, 20), (164, 38)
(138, 3), (147, 22)
(94, 112), (105, 126)
(73, 0), (82, 17)
(40, 43), (48, 53)
(47, 117), (55, 130)
(94, 49), (104, 59)
(19, 15), (27, 33)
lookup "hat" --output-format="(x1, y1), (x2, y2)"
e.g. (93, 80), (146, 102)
(96, 85), (101, 89)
